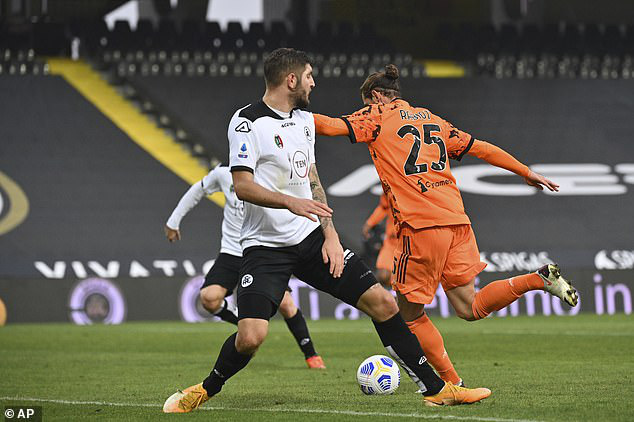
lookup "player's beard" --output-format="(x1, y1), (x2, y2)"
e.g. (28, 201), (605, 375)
(291, 86), (310, 109)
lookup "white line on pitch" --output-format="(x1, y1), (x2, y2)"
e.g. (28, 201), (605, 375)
(0, 396), (544, 422)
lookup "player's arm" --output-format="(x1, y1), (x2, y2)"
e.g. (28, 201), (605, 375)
(231, 170), (332, 222)
(308, 164), (344, 278)
(467, 140), (559, 192)
(164, 169), (222, 242)
(444, 118), (559, 192)
(165, 182), (205, 242)
(362, 200), (388, 239)
(314, 108), (381, 144)
(313, 113), (349, 136)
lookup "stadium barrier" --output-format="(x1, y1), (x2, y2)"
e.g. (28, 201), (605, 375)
(0, 268), (631, 324)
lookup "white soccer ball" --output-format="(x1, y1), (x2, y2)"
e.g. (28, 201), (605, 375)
(356, 355), (401, 395)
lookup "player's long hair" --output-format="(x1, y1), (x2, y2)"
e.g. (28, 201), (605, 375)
(360, 64), (401, 100)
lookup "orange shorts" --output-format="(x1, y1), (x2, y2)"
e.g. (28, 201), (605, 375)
(391, 224), (487, 305)
(376, 238), (397, 271)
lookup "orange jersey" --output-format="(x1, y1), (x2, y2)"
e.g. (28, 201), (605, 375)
(365, 193), (397, 244)
(314, 99), (530, 230)
(340, 99), (474, 229)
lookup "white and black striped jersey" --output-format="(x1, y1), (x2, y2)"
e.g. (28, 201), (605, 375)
(166, 165), (244, 257)
(228, 100), (320, 249)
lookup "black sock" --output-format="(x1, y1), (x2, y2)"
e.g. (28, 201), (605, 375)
(284, 309), (317, 359)
(372, 313), (445, 396)
(212, 299), (238, 325)
(202, 333), (252, 396)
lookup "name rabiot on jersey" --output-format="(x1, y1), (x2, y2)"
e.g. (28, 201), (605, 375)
(228, 101), (320, 249)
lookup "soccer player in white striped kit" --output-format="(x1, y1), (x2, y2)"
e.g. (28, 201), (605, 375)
(165, 164), (326, 369)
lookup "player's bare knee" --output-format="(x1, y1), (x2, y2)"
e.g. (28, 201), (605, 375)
(359, 285), (398, 321)
(455, 307), (476, 321)
(278, 295), (297, 319)
(235, 330), (266, 354)
(200, 289), (223, 313)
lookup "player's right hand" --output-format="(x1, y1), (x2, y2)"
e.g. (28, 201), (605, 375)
(286, 197), (333, 222)
(164, 225), (181, 242)
(362, 223), (372, 239)
(524, 170), (560, 192)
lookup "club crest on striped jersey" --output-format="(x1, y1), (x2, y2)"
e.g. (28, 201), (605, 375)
(274, 134), (284, 149)
(304, 126), (312, 142)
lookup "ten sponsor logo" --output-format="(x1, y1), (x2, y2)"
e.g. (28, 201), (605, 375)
(292, 150), (309, 178)
(241, 274), (254, 288)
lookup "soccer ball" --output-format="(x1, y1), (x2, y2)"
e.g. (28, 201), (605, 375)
(356, 355), (401, 395)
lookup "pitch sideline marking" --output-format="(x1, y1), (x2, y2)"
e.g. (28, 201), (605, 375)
(0, 396), (543, 422)
(47, 58), (225, 208)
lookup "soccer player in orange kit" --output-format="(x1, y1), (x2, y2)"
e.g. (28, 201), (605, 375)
(363, 192), (464, 385)
(314, 64), (578, 385)
(362, 193), (397, 288)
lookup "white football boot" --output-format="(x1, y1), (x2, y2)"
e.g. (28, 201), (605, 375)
(537, 264), (578, 307)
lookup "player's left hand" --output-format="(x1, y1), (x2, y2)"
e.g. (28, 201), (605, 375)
(165, 225), (181, 242)
(524, 170), (559, 192)
(322, 235), (344, 278)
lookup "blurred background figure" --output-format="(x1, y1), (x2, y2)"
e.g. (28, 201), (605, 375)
(362, 193), (397, 289)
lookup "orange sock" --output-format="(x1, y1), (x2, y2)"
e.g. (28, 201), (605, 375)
(406, 313), (461, 384)
(472, 273), (544, 319)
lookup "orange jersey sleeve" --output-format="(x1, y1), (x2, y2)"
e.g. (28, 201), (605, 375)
(341, 105), (383, 144)
(467, 140), (530, 177)
(313, 113), (349, 137)
(439, 119), (475, 161)
(365, 194), (390, 227)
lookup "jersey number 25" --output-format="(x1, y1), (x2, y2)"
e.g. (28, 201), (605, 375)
(397, 123), (447, 176)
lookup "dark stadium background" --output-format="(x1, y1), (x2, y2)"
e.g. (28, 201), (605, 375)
(0, 0), (633, 324)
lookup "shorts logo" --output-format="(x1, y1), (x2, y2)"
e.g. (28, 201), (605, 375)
(241, 274), (254, 288)
(238, 143), (248, 158)
(343, 249), (355, 266)
(304, 126), (312, 142)
(274, 134), (284, 149)
(235, 121), (251, 133)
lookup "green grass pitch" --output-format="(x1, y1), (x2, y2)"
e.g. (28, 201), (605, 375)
(1, 314), (633, 421)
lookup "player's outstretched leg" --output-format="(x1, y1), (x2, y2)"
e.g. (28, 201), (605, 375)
(200, 285), (238, 325)
(449, 263), (578, 321)
(163, 318), (267, 413)
(356, 284), (491, 406)
(279, 291), (325, 369)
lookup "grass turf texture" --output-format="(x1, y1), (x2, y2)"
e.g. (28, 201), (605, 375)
(1, 315), (632, 421)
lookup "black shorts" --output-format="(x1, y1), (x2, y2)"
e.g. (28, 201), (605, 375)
(237, 227), (377, 320)
(202, 253), (242, 294)
(201, 252), (294, 296)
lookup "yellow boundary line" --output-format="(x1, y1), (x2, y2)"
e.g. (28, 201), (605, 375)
(47, 58), (225, 207)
